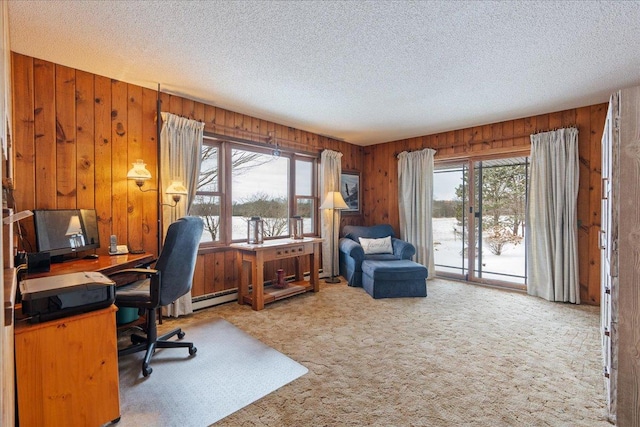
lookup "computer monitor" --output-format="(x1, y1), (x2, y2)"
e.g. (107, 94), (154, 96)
(33, 209), (101, 262)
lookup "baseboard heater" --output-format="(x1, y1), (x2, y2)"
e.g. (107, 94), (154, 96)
(192, 289), (238, 311)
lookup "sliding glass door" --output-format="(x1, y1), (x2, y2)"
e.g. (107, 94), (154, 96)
(473, 158), (528, 286)
(433, 163), (469, 279)
(434, 157), (528, 288)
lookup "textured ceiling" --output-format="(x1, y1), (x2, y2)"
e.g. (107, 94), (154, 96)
(8, 0), (640, 146)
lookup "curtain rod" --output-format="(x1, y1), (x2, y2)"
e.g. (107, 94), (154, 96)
(391, 124), (579, 157)
(157, 111), (205, 124)
(154, 113), (324, 153)
(207, 122), (327, 150)
(204, 132), (321, 157)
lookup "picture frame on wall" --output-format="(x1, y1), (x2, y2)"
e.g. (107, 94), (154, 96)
(340, 171), (360, 213)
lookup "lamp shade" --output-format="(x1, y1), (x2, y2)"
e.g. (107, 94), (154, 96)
(165, 180), (188, 196)
(320, 191), (348, 210)
(65, 215), (82, 236)
(127, 159), (152, 182)
(65, 215), (85, 248)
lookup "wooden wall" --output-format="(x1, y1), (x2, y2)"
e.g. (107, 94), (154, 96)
(10, 51), (607, 305)
(10, 52), (363, 299)
(363, 105), (608, 305)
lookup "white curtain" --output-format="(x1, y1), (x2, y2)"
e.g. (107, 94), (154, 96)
(159, 112), (204, 316)
(320, 149), (343, 278)
(526, 127), (580, 303)
(397, 148), (436, 278)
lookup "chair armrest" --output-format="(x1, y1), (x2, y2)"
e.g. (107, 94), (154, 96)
(339, 238), (365, 262)
(108, 268), (159, 278)
(392, 238), (415, 260)
(109, 268), (161, 309)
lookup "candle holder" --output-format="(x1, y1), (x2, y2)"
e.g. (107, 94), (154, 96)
(290, 216), (304, 239)
(247, 216), (264, 244)
(274, 268), (287, 289)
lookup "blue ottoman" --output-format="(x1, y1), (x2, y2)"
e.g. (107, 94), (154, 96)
(361, 260), (428, 299)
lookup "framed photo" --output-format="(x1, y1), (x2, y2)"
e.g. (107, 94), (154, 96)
(340, 171), (360, 213)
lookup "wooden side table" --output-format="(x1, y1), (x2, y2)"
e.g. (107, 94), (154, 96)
(232, 238), (322, 310)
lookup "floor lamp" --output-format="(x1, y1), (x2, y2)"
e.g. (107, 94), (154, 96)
(320, 191), (349, 283)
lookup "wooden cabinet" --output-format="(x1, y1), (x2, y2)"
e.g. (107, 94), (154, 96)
(14, 306), (120, 427)
(2, 269), (16, 427)
(601, 86), (640, 426)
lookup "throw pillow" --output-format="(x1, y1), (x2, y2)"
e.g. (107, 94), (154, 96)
(360, 236), (393, 255)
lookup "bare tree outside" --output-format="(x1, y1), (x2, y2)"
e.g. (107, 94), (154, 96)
(453, 162), (527, 256)
(190, 195), (220, 241)
(235, 192), (288, 237)
(192, 146), (274, 241)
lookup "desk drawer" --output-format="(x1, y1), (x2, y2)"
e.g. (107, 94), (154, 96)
(274, 245), (307, 258)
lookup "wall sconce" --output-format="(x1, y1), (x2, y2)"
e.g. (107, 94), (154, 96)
(165, 180), (188, 204)
(127, 159), (152, 188)
(290, 215), (304, 239)
(247, 216), (264, 244)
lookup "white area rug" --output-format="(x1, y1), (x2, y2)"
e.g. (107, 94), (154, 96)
(117, 317), (308, 426)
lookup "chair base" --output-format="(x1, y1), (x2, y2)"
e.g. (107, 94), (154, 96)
(119, 327), (197, 377)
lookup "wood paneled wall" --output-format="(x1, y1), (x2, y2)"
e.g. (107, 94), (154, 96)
(10, 52), (363, 298)
(10, 52), (606, 305)
(363, 105), (608, 305)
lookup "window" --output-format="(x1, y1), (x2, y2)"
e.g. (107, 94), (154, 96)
(191, 136), (318, 246)
(191, 140), (222, 243)
(294, 158), (316, 235)
(230, 148), (290, 240)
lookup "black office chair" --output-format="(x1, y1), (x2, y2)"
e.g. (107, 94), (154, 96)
(110, 216), (204, 377)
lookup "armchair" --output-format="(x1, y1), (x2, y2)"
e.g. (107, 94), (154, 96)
(339, 224), (415, 286)
(111, 216), (203, 377)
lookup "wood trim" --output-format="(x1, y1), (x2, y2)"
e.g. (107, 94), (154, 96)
(435, 146), (531, 162)
(615, 85), (640, 427)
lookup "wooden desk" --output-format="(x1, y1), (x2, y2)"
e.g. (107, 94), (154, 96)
(26, 252), (155, 280)
(13, 252), (153, 426)
(232, 238), (322, 311)
(14, 306), (120, 427)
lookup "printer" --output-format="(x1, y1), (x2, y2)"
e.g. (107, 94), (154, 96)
(20, 271), (115, 323)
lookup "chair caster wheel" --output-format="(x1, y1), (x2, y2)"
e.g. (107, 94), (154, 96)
(142, 364), (152, 377)
(178, 331), (186, 339)
(189, 346), (197, 356)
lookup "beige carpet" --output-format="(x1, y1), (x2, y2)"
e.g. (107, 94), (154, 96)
(117, 318), (308, 426)
(124, 278), (609, 426)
